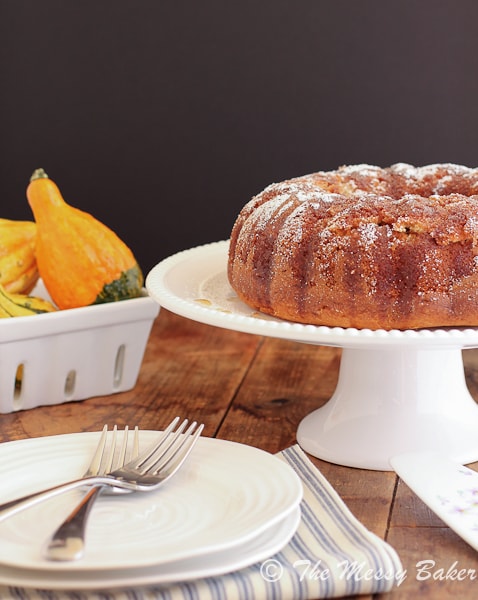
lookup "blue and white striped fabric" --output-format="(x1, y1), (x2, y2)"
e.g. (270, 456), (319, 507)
(3, 445), (404, 600)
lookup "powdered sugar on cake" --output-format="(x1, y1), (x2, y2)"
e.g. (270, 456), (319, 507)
(228, 163), (478, 329)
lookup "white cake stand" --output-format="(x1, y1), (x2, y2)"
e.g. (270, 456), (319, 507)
(146, 241), (478, 470)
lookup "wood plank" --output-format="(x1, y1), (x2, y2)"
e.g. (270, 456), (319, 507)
(386, 526), (478, 599)
(216, 335), (341, 453)
(393, 479), (452, 528)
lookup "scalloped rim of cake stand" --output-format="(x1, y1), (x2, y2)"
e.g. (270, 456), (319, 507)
(146, 241), (478, 470)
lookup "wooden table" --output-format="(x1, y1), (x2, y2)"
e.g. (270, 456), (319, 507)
(2, 308), (478, 599)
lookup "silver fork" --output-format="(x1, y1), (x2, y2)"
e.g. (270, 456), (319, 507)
(0, 417), (204, 523)
(44, 424), (139, 561)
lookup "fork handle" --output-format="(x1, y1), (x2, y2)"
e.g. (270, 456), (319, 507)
(0, 475), (127, 523)
(43, 484), (104, 561)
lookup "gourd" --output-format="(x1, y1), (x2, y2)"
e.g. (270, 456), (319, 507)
(0, 283), (57, 317)
(26, 168), (144, 310)
(0, 218), (39, 294)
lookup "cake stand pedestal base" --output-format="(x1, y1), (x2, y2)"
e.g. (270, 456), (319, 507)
(297, 345), (478, 470)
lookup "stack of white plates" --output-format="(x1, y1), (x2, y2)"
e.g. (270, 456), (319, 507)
(0, 431), (302, 590)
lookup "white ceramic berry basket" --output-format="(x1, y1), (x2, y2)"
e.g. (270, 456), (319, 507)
(0, 280), (159, 413)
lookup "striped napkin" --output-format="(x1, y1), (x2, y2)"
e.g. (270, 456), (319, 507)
(3, 445), (404, 599)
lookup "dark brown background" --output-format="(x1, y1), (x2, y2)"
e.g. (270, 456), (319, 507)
(1, 0), (477, 275)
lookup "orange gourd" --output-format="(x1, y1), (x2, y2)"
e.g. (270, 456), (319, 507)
(26, 168), (143, 310)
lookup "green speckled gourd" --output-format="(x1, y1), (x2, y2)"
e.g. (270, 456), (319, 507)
(26, 168), (143, 309)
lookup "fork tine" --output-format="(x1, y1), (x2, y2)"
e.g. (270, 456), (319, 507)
(145, 421), (202, 475)
(126, 416), (181, 471)
(136, 418), (190, 473)
(84, 425), (108, 477)
(101, 425), (118, 474)
(122, 426), (140, 466)
(156, 421), (204, 477)
(132, 425), (140, 463)
(115, 426), (129, 470)
(110, 425), (140, 470)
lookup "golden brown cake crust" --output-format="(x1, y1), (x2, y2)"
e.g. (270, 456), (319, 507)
(227, 163), (478, 330)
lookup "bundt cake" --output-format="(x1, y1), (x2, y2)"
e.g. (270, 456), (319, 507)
(227, 163), (478, 330)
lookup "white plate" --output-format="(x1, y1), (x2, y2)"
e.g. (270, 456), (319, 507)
(145, 240), (478, 349)
(0, 508), (301, 590)
(0, 431), (302, 572)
